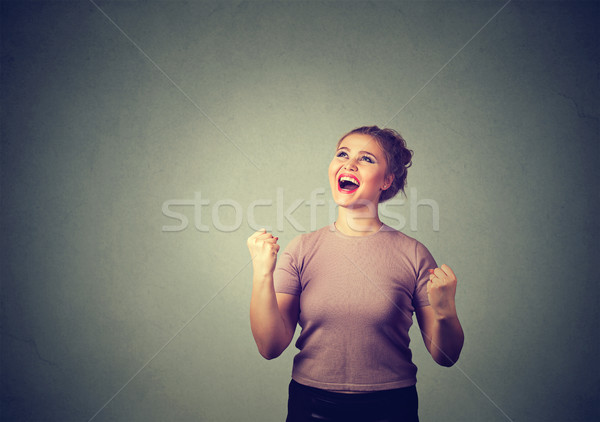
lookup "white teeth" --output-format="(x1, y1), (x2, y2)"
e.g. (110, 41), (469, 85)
(339, 176), (360, 185)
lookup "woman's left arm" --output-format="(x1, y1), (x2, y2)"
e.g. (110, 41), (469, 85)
(415, 264), (464, 367)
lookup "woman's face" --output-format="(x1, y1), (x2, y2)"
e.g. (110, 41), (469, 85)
(328, 133), (392, 209)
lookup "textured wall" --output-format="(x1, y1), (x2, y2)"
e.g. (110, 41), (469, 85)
(1, 1), (598, 421)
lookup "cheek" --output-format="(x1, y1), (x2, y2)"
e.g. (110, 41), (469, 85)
(328, 161), (338, 179)
(362, 170), (381, 186)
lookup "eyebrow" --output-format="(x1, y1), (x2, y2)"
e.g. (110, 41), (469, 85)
(337, 146), (377, 158)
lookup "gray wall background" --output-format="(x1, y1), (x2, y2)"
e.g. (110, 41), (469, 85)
(1, 1), (598, 421)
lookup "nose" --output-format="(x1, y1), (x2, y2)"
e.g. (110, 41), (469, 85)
(343, 157), (358, 171)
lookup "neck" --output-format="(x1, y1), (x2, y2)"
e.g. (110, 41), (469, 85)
(335, 206), (382, 237)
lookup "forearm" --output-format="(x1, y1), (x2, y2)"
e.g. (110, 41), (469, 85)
(429, 314), (464, 367)
(249, 273), (290, 359)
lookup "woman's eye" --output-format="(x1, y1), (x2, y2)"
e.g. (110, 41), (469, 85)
(336, 151), (347, 158)
(361, 156), (374, 163)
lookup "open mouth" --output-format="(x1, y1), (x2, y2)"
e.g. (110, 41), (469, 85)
(338, 174), (360, 193)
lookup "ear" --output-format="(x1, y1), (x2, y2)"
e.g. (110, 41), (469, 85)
(383, 173), (394, 190)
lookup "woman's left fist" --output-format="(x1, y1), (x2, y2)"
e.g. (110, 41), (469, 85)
(427, 264), (458, 319)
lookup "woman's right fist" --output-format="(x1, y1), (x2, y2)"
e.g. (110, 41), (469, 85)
(247, 229), (280, 276)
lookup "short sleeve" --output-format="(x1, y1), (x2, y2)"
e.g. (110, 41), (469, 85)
(413, 241), (437, 308)
(273, 235), (302, 296)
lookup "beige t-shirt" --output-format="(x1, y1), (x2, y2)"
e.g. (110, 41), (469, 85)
(274, 223), (436, 392)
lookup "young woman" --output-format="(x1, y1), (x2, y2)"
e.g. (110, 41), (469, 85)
(247, 126), (464, 422)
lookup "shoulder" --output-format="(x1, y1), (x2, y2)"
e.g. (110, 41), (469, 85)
(379, 224), (419, 245)
(378, 224), (434, 258)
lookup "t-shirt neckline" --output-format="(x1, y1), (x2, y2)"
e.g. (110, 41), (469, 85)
(331, 221), (390, 239)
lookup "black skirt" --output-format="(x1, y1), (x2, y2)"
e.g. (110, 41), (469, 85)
(286, 379), (419, 422)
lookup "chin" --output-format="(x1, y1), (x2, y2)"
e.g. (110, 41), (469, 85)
(332, 196), (358, 209)
(330, 192), (348, 207)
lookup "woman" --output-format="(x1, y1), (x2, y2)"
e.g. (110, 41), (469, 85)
(247, 126), (464, 422)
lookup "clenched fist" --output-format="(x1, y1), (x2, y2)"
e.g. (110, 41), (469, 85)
(427, 264), (458, 319)
(247, 229), (280, 277)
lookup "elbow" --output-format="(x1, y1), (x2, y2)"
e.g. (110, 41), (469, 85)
(433, 352), (460, 367)
(433, 329), (464, 367)
(262, 352), (280, 360)
(260, 350), (280, 360)
(436, 357), (458, 367)
(257, 345), (284, 360)
(432, 345), (463, 367)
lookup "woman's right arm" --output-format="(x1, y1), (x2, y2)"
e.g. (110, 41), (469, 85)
(247, 229), (299, 360)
